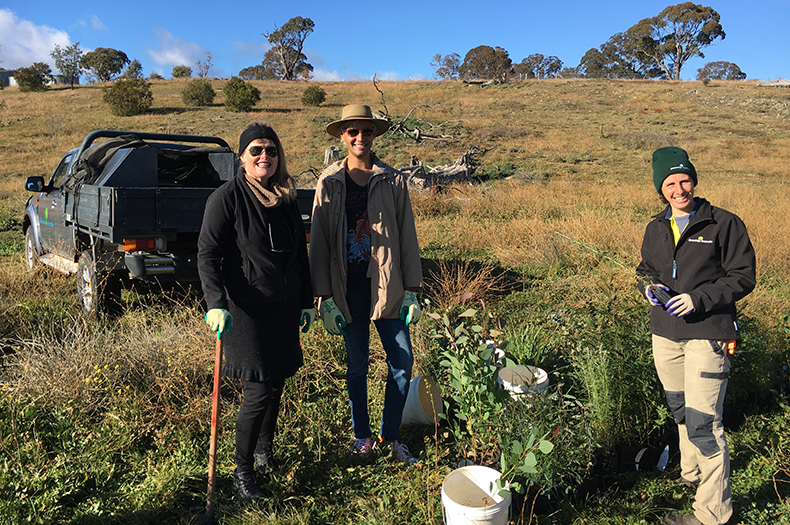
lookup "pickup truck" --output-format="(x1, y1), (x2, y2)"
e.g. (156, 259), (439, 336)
(23, 130), (315, 315)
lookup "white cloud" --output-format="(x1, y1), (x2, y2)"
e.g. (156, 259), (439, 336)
(146, 27), (204, 71)
(373, 70), (401, 81)
(312, 68), (343, 82)
(76, 14), (107, 32)
(89, 15), (107, 31)
(0, 8), (71, 69)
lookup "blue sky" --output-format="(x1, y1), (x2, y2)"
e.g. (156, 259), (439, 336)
(1, 1), (788, 81)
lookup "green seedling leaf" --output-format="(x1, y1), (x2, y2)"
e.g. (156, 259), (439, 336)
(426, 312), (441, 320)
(525, 451), (537, 468)
(459, 308), (477, 318)
(539, 440), (555, 454)
(511, 441), (524, 456)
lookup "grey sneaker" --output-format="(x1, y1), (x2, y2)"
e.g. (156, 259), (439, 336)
(349, 437), (373, 457)
(662, 512), (703, 525)
(386, 440), (419, 465)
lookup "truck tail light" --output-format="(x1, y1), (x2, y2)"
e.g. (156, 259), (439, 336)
(123, 237), (161, 251)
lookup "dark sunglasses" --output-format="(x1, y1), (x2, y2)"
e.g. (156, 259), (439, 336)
(247, 145), (279, 158)
(343, 128), (375, 138)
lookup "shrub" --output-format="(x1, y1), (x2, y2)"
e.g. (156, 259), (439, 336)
(148, 71), (164, 80)
(171, 64), (192, 78)
(223, 76), (260, 113)
(301, 84), (326, 107)
(102, 77), (154, 116)
(181, 78), (215, 106)
(14, 62), (52, 92)
(697, 61), (747, 81)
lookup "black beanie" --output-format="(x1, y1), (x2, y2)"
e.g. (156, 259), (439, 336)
(238, 123), (279, 157)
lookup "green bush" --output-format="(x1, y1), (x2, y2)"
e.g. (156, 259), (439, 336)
(149, 72), (164, 80)
(301, 84), (326, 107)
(223, 76), (260, 113)
(102, 77), (154, 116)
(180, 78), (215, 106)
(14, 62), (52, 92)
(171, 64), (192, 78)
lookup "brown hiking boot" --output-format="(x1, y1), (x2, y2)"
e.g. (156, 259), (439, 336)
(674, 476), (699, 491)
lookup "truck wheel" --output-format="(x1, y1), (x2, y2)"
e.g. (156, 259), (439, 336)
(77, 250), (122, 316)
(24, 229), (40, 272)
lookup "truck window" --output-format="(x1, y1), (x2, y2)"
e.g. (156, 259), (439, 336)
(49, 153), (74, 189)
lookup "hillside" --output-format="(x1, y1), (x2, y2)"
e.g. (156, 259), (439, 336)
(1, 79), (789, 524)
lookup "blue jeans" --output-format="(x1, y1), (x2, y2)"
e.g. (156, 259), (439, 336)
(344, 291), (413, 442)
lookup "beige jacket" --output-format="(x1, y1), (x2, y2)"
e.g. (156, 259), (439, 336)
(309, 154), (423, 322)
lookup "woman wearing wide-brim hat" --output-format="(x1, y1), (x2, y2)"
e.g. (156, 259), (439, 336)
(636, 146), (755, 525)
(310, 104), (423, 464)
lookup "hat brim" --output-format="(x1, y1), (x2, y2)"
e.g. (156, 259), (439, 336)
(325, 117), (390, 138)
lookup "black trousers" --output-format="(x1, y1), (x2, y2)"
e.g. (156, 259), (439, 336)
(235, 378), (285, 470)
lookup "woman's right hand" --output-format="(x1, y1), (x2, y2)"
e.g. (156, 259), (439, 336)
(206, 308), (233, 339)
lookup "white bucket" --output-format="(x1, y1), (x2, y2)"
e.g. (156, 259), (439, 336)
(497, 365), (549, 399)
(400, 375), (443, 427)
(441, 465), (511, 525)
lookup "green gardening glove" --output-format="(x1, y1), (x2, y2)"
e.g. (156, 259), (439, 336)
(300, 308), (316, 333)
(320, 298), (347, 336)
(205, 308), (232, 340)
(399, 291), (421, 326)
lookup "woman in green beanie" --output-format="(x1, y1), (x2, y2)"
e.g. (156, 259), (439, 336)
(637, 147), (756, 525)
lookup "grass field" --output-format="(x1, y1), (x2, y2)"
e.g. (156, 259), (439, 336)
(1, 78), (789, 524)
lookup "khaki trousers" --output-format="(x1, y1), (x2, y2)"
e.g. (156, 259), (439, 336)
(652, 334), (733, 525)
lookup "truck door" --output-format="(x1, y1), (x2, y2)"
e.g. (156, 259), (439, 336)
(37, 152), (75, 258)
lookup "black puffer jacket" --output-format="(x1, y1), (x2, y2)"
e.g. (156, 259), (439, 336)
(636, 198), (756, 341)
(197, 173), (312, 310)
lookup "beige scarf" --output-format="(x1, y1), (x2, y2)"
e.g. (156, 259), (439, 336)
(244, 173), (284, 208)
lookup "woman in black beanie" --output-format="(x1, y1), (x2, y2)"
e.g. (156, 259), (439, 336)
(198, 122), (314, 501)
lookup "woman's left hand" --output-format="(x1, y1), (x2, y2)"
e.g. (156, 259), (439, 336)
(666, 294), (694, 317)
(399, 291), (422, 326)
(300, 308), (316, 333)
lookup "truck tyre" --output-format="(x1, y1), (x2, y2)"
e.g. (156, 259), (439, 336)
(24, 228), (40, 272)
(77, 250), (122, 316)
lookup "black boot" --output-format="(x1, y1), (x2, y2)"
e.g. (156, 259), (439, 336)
(254, 443), (279, 476)
(232, 468), (263, 502)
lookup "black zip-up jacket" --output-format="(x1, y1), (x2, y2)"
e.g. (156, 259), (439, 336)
(197, 173), (312, 310)
(636, 198), (755, 341)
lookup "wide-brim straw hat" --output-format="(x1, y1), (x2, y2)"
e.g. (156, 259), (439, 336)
(325, 104), (390, 138)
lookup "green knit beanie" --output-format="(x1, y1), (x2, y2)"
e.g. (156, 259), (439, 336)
(652, 147), (697, 192)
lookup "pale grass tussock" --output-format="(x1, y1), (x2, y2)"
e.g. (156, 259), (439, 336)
(425, 259), (507, 312)
(5, 299), (213, 421)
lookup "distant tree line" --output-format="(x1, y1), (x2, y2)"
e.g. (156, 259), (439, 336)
(10, 4), (747, 93)
(431, 3), (744, 82)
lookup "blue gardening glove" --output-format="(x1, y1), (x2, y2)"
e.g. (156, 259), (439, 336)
(666, 293), (694, 317)
(205, 308), (232, 340)
(399, 290), (422, 326)
(300, 308), (316, 333)
(320, 297), (347, 336)
(645, 284), (669, 306)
